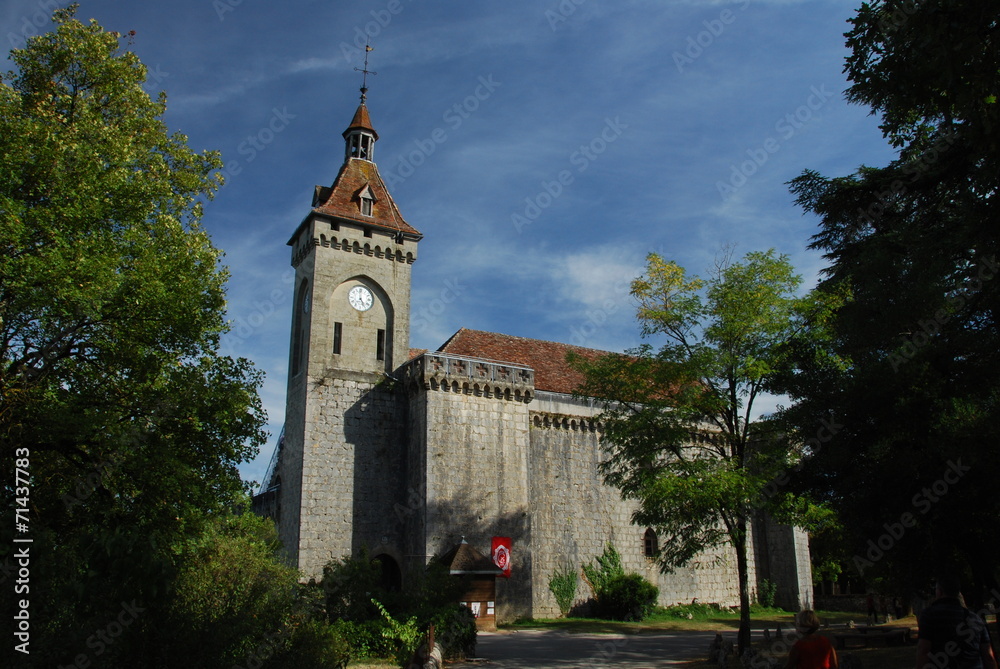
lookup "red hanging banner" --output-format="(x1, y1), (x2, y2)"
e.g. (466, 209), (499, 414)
(491, 536), (512, 578)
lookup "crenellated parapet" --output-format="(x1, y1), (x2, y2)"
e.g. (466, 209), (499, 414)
(402, 352), (534, 402)
(290, 219), (417, 268)
(529, 411), (602, 432)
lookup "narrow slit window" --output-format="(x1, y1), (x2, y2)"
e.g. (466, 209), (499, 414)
(291, 279), (309, 377)
(333, 322), (342, 355)
(361, 196), (373, 216)
(376, 328), (385, 361)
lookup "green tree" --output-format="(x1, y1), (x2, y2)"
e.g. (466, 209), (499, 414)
(0, 7), (270, 665)
(783, 0), (1000, 601)
(570, 249), (823, 652)
(163, 511), (350, 669)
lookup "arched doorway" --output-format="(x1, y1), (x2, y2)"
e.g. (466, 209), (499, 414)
(373, 553), (402, 592)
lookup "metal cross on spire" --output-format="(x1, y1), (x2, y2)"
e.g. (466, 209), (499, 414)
(354, 41), (377, 104)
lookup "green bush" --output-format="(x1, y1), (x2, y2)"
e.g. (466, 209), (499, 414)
(321, 551), (465, 623)
(322, 547), (387, 622)
(270, 619), (351, 669)
(548, 563), (579, 616)
(320, 552), (475, 664)
(756, 579), (777, 608)
(329, 618), (396, 659)
(582, 543), (625, 596)
(401, 559), (468, 622)
(430, 604), (477, 660)
(373, 599), (423, 667)
(594, 573), (659, 621)
(163, 512), (341, 668)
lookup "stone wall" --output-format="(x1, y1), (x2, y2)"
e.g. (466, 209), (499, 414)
(275, 373), (305, 568)
(276, 210), (417, 578)
(527, 391), (750, 617)
(271, 344), (812, 619)
(403, 353), (534, 621)
(757, 516), (813, 611)
(288, 370), (408, 579)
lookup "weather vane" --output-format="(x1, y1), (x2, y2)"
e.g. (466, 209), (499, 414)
(354, 41), (377, 104)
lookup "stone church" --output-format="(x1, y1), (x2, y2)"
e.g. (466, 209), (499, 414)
(252, 89), (813, 620)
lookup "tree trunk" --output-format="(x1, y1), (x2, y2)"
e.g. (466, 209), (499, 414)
(735, 517), (752, 655)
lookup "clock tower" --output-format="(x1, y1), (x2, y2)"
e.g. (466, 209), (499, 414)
(275, 88), (422, 577)
(251, 84), (814, 618)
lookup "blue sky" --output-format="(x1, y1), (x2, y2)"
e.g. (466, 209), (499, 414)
(3, 0), (895, 487)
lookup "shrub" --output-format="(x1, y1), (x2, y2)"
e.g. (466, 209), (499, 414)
(402, 559), (467, 621)
(582, 543), (625, 597)
(549, 563), (579, 616)
(322, 548), (387, 622)
(374, 599), (423, 667)
(594, 573), (659, 622)
(270, 619), (351, 669)
(430, 604), (477, 660)
(320, 553), (476, 664)
(164, 512), (343, 668)
(329, 619), (396, 659)
(756, 579), (777, 608)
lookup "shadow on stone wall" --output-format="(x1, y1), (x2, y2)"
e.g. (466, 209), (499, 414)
(344, 379), (409, 571)
(422, 491), (532, 623)
(336, 382), (533, 621)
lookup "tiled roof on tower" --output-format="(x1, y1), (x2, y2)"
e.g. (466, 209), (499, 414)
(310, 149), (420, 238)
(300, 43), (420, 241)
(343, 103), (379, 141)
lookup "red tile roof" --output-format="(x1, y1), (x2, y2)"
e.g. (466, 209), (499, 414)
(343, 103), (379, 140)
(311, 157), (420, 238)
(436, 328), (607, 395)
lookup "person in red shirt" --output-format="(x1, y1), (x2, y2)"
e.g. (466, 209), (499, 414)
(786, 610), (839, 669)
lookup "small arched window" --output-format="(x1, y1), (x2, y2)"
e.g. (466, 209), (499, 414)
(643, 528), (658, 559)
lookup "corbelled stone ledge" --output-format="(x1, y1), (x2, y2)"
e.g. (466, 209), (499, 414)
(402, 351), (534, 402)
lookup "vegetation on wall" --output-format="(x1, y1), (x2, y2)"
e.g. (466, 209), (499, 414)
(548, 563), (580, 617)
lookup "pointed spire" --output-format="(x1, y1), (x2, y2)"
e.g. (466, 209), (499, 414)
(354, 41), (377, 105)
(344, 104), (378, 141)
(344, 41), (379, 163)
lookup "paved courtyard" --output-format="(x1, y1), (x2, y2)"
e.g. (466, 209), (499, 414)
(450, 629), (719, 668)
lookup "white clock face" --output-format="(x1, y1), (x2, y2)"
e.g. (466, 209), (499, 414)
(348, 285), (374, 311)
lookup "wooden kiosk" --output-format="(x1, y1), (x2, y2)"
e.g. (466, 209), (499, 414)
(438, 538), (504, 631)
